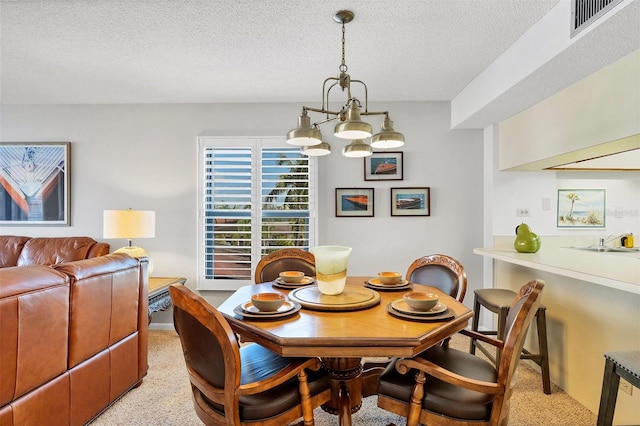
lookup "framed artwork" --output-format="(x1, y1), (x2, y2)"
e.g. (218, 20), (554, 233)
(557, 189), (605, 228)
(335, 188), (374, 217)
(0, 142), (70, 225)
(391, 187), (430, 217)
(364, 151), (403, 181)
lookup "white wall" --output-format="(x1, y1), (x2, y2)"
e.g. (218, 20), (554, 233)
(492, 170), (640, 241)
(0, 102), (484, 325)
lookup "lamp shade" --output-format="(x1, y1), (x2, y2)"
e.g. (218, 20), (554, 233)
(334, 104), (373, 140)
(287, 114), (323, 146)
(342, 139), (372, 158)
(302, 141), (332, 156)
(103, 210), (156, 239)
(370, 116), (405, 149)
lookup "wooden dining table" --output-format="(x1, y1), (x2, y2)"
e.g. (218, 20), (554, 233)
(217, 276), (473, 426)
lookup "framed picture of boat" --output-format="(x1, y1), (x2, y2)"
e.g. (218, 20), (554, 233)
(364, 152), (403, 181)
(335, 188), (374, 217)
(391, 187), (430, 216)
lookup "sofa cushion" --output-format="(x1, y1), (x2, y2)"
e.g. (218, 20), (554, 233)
(17, 237), (97, 266)
(0, 236), (30, 268)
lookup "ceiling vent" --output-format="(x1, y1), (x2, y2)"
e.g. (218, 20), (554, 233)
(571, 0), (623, 38)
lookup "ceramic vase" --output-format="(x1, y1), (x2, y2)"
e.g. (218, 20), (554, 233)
(310, 245), (352, 295)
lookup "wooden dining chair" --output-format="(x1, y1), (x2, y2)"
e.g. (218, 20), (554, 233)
(406, 254), (467, 347)
(169, 284), (332, 426)
(377, 279), (544, 426)
(406, 253), (467, 303)
(254, 247), (316, 284)
(362, 254), (468, 373)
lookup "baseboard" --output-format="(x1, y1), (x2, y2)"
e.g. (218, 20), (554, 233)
(149, 323), (176, 331)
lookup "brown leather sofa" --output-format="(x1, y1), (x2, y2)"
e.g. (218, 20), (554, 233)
(0, 236), (148, 425)
(0, 235), (110, 268)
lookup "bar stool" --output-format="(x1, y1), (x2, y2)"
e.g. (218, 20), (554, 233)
(469, 288), (552, 394)
(597, 351), (640, 426)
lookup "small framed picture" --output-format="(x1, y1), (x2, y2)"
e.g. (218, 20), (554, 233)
(557, 189), (605, 228)
(364, 151), (403, 181)
(335, 188), (374, 217)
(391, 187), (430, 216)
(0, 142), (71, 225)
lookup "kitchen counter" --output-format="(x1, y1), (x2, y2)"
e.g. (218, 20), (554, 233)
(475, 242), (640, 423)
(473, 247), (639, 294)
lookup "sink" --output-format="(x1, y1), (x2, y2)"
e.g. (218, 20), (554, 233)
(571, 246), (640, 253)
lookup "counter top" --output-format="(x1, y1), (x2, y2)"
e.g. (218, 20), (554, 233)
(474, 247), (640, 294)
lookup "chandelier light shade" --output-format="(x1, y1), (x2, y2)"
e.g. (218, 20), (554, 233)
(342, 139), (373, 158)
(370, 115), (405, 149)
(334, 103), (373, 140)
(286, 112), (323, 147)
(302, 141), (332, 156)
(287, 10), (405, 158)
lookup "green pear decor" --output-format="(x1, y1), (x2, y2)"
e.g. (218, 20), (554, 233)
(514, 223), (541, 253)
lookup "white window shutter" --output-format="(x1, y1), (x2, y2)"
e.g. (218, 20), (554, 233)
(197, 137), (316, 290)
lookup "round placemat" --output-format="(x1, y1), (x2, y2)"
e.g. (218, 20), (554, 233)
(288, 285), (380, 311)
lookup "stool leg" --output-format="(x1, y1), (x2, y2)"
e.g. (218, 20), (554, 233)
(536, 309), (552, 394)
(597, 358), (619, 426)
(470, 295), (481, 354)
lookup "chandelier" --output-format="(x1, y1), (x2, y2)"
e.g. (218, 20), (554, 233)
(286, 10), (405, 158)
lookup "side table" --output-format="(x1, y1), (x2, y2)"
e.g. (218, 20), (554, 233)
(148, 276), (186, 323)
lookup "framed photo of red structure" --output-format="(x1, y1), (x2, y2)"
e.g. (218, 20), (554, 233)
(0, 142), (70, 225)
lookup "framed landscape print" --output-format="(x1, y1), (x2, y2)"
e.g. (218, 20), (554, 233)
(364, 151), (403, 181)
(557, 189), (605, 228)
(335, 188), (374, 217)
(391, 187), (430, 216)
(0, 142), (70, 225)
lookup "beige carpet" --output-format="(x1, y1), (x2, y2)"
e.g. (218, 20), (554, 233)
(90, 331), (597, 426)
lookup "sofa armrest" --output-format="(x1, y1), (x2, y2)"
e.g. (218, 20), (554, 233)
(87, 242), (110, 258)
(0, 266), (70, 406)
(0, 236), (30, 268)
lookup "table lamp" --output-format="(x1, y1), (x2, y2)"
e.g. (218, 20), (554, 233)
(103, 209), (156, 273)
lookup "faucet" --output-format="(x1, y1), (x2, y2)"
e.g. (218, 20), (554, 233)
(600, 234), (626, 247)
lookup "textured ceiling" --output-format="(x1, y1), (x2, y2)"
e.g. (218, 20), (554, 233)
(1, 0), (638, 129)
(1, 0), (559, 104)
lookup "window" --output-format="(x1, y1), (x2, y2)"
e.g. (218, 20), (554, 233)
(197, 137), (317, 290)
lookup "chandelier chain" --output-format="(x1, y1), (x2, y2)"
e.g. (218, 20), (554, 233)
(339, 22), (347, 73)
